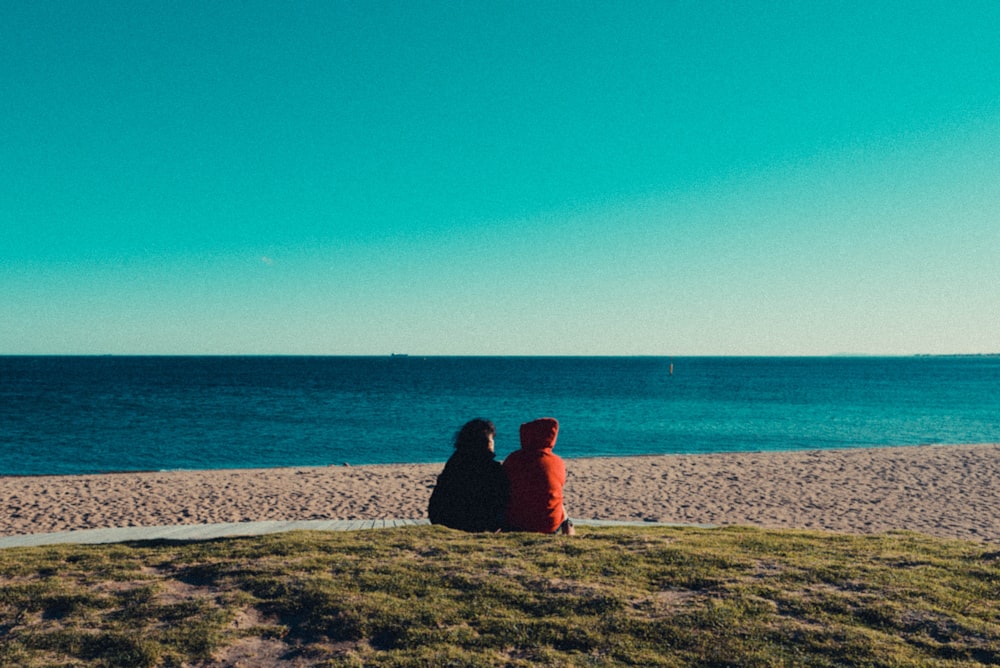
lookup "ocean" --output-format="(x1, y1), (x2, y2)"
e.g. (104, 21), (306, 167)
(1, 356), (998, 476)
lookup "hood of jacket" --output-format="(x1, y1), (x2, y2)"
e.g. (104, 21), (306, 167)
(519, 418), (559, 452)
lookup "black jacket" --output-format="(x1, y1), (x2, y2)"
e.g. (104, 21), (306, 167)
(428, 449), (509, 532)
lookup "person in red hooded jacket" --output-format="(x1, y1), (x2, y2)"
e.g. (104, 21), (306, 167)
(502, 417), (574, 534)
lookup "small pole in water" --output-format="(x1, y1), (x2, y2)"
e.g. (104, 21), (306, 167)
(669, 358), (674, 376)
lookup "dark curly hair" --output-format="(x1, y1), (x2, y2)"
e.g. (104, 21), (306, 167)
(454, 418), (496, 452)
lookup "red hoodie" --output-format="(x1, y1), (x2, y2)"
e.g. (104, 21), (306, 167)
(503, 418), (566, 533)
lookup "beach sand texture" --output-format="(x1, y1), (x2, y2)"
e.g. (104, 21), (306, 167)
(2, 444), (997, 542)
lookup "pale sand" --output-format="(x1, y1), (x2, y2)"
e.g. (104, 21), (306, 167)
(1, 444), (997, 542)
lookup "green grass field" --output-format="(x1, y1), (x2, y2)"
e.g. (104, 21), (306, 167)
(1, 525), (997, 667)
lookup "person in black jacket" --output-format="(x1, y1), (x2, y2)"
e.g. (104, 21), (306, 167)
(428, 418), (509, 532)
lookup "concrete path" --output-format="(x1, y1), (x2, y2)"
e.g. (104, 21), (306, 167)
(0, 519), (712, 549)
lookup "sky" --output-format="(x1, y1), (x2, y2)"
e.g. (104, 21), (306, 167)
(3, 1), (999, 356)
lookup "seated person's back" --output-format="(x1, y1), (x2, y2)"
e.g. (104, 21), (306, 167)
(428, 418), (509, 532)
(503, 417), (567, 533)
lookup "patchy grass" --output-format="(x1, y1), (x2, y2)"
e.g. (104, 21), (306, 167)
(0, 526), (997, 666)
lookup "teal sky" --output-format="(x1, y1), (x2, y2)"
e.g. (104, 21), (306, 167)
(3, 1), (999, 355)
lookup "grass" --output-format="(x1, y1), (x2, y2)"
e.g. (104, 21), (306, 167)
(0, 525), (997, 666)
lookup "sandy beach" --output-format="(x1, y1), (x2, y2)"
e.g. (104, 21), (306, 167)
(2, 444), (997, 543)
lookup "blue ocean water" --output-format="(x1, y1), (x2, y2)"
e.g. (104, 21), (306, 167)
(1, 356), (998, 476)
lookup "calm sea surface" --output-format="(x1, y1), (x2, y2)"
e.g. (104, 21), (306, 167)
(1, 356), (998, 476)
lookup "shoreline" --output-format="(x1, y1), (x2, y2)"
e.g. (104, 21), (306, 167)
(2, 443), (998, 543)
(4, 441), (992, 479)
